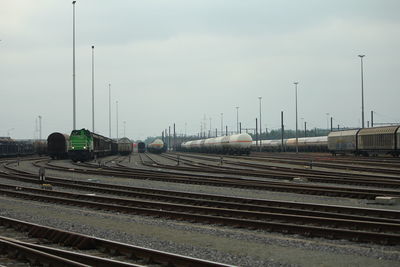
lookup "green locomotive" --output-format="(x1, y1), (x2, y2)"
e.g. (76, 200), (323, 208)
(68, 129), (117, 162)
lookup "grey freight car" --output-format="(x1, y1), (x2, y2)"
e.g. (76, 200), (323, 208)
(328, 129), (359, 155)
(118, 137), (133, 155)
(357, 126), (400, 156)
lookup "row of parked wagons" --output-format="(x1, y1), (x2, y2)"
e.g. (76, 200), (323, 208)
(181, 125), (400, 157)
(0, 137), (47, 158)
(328, 125), (400, 156)
(252, 136), (328, 152)
(180, 133), (253, 154)
(47, 131), (134, 160)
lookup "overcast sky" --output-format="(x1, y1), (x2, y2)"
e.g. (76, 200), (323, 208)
(1, 0), (400, 140)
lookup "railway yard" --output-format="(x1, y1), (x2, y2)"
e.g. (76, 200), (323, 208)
(4, 1), (400, 265)
(0, 152), (400, 266)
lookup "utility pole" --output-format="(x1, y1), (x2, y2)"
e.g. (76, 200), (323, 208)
(281, 111), (284, 152)
(38, 116), (42, 140)
(258, 96), (262, 139)
(359, 55), (366, 128)
(256, 118), (258, 148)
(72, 1), (77, 130)
(209, 117), (211, 138)
(304, 121), (307, 137)
(294, 82), (299, 154)
(371, 110), (374, 127)
(173, 123), (176, 151)
(91, 45), (95, 133)
(116, 101), (119, 141)
(236, 107), (239, 133)
(108, 83), (111, 138)
(168, 126), (171, 151)
(220, 113), (223, 136)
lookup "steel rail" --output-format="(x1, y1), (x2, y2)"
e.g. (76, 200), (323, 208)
(0, 236), (142, 267)
(0, 237), (89, 267)
(2, 167), (400, 222)
(0, 184), (399, 245)
(26, 160), (400, 199)
(163, 153), (400, 189)
(0, 216), (230, 267)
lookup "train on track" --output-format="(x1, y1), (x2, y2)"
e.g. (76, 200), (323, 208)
(47, 133), (70, 159)
(68, 129), (118, 162)
(0, 137), (36, 158)
(118, 137), (133, 155)
(254, 136), (328, 152)
(328, 125), (400, 156)
(180, 133), (253, 155)
(147, 139), (165, 154)
(137, 142), (146, 153)
(253, 125), (400, 156)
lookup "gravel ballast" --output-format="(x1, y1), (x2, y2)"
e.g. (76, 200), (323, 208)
(1, 156), (400, 266)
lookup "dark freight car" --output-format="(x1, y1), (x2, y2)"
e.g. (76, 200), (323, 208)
(47, 133), (70, 159)
(137, 142), (146, 153)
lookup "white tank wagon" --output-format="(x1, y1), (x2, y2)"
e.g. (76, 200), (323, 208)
(254, 139), (284, 152)
(147, 138), (165, 154)
(286, 137), (328, 152)
(253, 136), (327, 152)
(180, 133), (252, 155)
(226, 134), (252, 154)
(117, 137), (133, 155)
(302, 136), (328, 152)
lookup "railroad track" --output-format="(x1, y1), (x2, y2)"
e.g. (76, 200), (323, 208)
(171, 152), (400, 175)
(20, 159), (399, 200)
(3, 160), (400, 244)
(0, 174), (400, 246)
(236, 153), (400, 175)
(0, 216), (227, 266)
(253, 152), (400, 166)
(137, 152), (162, 166)
(3, 167), (400, 223)
(160, 153), (400, 189)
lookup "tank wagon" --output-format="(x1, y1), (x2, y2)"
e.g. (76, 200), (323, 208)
(147, 139), (165, 154)
(47, 133), (70, 159)
(253, 139), (284, 152)
(329, 125), (400, 156)
(118, 137), (133, 155)
(253, 136), (328, 152)
(286, 136), (328, 152)
(181, 133), (252, 155)
(137, 142), (146, 153)
(68, 128), (117, 162)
